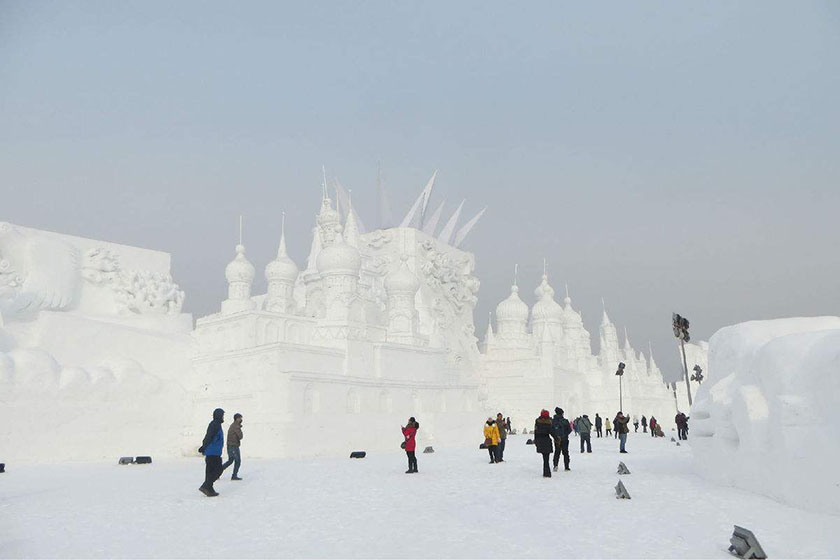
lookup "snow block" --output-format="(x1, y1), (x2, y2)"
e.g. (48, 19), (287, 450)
(526, 439), (534, 445)
(135, 456), (152, 464)
(349, 451), (366, 459)
(671, 437), (676, 442)
(676, 442), (681, 446)
(615, 480), (631, 499)
(118, 457), (134, 465)
(423, 446), (434, 454)
(617, 462), (631, 475)
(728, 525), (767, 559)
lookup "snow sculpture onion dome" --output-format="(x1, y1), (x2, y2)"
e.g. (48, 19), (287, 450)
(385, 257), (420, 295)
(226, 244), (256, 285)
(265, 239), (298, 284)
(222, 243), (257, 314)
(316, 233), (361, 277)
(495, 285), (529, 323)
(531, 274), (563, 322)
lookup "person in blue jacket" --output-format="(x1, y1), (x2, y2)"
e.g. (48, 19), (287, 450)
(198, 408), (225, 497)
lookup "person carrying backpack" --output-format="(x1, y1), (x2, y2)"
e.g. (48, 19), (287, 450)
(577, 414), (593, 453)
(551, 407), (571, 472)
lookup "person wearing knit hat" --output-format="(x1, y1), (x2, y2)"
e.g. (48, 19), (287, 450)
(533, 410), (554, 477)
(551, 407), (572, 472)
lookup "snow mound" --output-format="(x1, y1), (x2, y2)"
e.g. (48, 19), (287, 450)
(691, 316), (840, 514)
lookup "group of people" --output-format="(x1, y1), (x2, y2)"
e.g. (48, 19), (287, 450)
(196, 404), (690, 495)
(198, 408), (245, 497)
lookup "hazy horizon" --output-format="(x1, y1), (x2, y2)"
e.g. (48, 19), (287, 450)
(3, 1), (839, 383)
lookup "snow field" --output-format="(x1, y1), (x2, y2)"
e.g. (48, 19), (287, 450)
(2, 432), (838, 558)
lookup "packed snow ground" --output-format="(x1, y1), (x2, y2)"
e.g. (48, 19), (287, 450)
(2, 432), (838, 559)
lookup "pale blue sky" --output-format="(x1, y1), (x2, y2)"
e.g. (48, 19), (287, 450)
(2, 1), (839, 381)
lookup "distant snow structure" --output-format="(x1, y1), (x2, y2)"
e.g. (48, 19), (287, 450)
(480, 261), (684, 428)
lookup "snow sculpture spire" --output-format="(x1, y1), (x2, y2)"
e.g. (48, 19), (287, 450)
(222, 218), (257, 314)
(484, 312), (495, 347)
(453, 206), (487, 248)
(437, 199), (465, 245)
(343, 190), (360, 249)
(399, 171), (436, 229)
(265, 212), (299, 314)
(422, 200), (446, 236)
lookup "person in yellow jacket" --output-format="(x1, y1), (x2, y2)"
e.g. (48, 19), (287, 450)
(483, 418), (501, 464)
(605, 417), (613, 437)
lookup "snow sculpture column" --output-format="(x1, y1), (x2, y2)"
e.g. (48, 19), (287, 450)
(221, 244), (256, 314)
(265, 217), (299, 314)
(384, 256), (423, 345)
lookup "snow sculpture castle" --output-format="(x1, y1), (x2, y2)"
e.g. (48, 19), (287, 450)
(192, 172), (683, 456)
(1, 170), (687, 462)
(482, 264), (682, 430)
(191, 179), (485, 457)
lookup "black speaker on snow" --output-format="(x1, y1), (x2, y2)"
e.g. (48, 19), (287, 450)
(135, 456), (153, 464)
(350, 451), (366, 459)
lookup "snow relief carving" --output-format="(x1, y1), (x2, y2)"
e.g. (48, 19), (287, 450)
(0, 222), (80, 316)
(82, 248), (185, 315)
(0, 223), (184, 319)
(418, 241), (479, 314)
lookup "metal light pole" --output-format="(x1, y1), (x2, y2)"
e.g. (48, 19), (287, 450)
(616, 362), (625, 411)
(672, 313), (693, 407)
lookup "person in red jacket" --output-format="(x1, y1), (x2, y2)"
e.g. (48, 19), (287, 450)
(401, 417), (419, 474)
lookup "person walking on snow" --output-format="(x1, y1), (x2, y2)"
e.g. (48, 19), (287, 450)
(402, 417), (419, 473)
(616, 411), (630, 453)
(577, 414), (593, 453)
(613, 413), (621, 439)
(551, 407), (572, 472)
(605, 417), (612, 437)
(595, 413), (603, 438)
(675, 412), (689, 440)
(641, 415), (648, 433)
(495, 412), (507, 461)
(198, 408), (225, 497)
(484, 418), (501, 464)
(633, 416), (640, 432)
(222, 413), (244, 480)
(649, 416), (657, 438)
(534, 409), (554, 477)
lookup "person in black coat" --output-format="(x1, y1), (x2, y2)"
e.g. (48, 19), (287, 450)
(641, 415), (648, 433)
(595, 413), (603, 438)
(198, 408), (225, 497)
(551, 407), (572, 472)
(534, 409), (554, 477)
